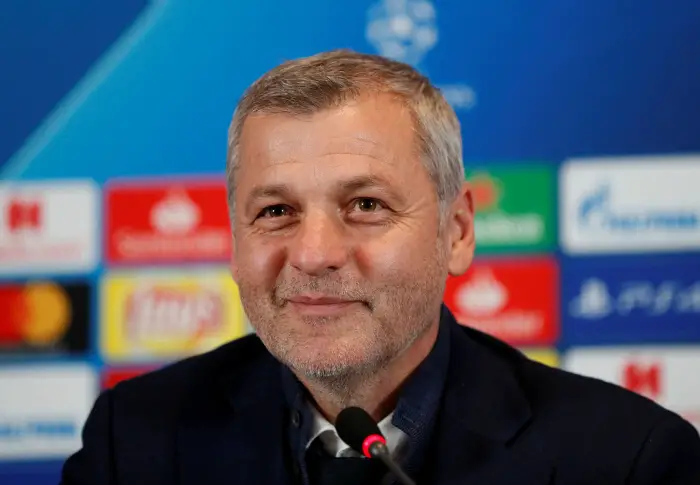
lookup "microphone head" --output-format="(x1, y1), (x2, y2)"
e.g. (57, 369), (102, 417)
(336, 406), (387, 458)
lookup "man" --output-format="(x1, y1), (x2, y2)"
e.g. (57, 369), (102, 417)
(61, 50), (700, 485)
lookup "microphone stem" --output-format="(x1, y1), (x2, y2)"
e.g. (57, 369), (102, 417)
(376, 453), (416, 485)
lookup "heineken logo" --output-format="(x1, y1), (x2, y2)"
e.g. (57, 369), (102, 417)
(468, 166), (554, 251)
(471, 173), (501, 212)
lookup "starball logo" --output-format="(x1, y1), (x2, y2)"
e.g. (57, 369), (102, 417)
(366, 0), (438, 67)
(366, 0), (476, 110)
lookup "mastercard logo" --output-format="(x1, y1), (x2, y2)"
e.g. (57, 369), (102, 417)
(0, 282), (71, 346)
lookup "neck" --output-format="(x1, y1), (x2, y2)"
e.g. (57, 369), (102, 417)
(298, 321), (440, 423)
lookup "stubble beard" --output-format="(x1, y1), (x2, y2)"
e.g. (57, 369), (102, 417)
(239, 239), (449, 404)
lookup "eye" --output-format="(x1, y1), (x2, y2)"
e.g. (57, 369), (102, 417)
(258, 204), (292, 218)
(353, 198), (383, 212)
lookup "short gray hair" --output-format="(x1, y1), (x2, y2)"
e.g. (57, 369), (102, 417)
(226, 49), (464, 221)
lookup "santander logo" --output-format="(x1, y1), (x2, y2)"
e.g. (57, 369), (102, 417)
(150, 190), (201, 235)
(456, 270), (507, 316)
(444, 258), (558, 346)
(105, 181), (231, 264)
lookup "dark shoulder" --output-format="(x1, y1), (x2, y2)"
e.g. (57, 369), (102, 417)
(109, 333), (272, 416)
(464, 327), (678, 432)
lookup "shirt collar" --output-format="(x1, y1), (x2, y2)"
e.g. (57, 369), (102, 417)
(305, 404), (404, 458)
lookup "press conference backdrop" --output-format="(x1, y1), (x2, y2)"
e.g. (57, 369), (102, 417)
(1, 1), (700, 483)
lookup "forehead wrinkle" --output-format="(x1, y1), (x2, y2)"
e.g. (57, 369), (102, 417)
(253, 137), (398, 170)
(318, 137), (395, 164)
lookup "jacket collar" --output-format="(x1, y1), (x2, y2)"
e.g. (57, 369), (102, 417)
(422, 316), (555, 484)
(442, 320), (533, 442)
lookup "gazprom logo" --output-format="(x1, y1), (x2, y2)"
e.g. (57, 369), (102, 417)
(0, 420), (77, 440)
(577, 184), (700, 232)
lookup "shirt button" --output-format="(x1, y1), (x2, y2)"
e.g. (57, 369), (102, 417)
(291, 410), (301, 427)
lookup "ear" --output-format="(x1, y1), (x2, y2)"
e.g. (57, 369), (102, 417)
(446, 181), (476, 276)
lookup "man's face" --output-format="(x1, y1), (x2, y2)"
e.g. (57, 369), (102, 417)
(231, 94), (463, 379)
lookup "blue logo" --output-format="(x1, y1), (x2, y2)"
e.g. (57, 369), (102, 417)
(365, 0), (476, 110)
(366, 0), (438, 69)
(562, 256), (700, 345)
(0, 420), (77, 440)
(577, 184), (700, 232)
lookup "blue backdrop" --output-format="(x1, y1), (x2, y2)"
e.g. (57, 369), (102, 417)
(1, 1), (699, 483)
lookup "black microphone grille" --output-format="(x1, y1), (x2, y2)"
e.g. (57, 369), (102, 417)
(335, 406), (384, 454)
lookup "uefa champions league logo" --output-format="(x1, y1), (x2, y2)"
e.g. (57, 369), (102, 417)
(365, 0), (476, 110)
(366, 0), (438, 69)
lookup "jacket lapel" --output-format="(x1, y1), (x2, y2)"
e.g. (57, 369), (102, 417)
(176, 348), (294, 485)
(427, 322), (555, 485)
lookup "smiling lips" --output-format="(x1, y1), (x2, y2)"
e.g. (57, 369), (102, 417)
(287, 294), (358, 316)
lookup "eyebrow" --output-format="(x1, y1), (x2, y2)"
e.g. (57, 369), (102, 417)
(244, 184), (294, 213)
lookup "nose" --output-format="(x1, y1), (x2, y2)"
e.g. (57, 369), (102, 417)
(287, 210), (348, 276)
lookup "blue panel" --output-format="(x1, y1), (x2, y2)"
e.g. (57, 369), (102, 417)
(561, 255), (700, 345)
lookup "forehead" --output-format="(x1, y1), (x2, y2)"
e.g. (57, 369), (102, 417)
(236, 95), (423, 181)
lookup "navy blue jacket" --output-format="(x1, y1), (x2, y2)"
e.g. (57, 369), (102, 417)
(61, 312), (700, 485)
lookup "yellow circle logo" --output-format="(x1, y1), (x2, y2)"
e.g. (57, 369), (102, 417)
(21, 282), (71, 346)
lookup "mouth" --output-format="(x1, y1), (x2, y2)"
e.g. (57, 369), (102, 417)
(287, 294), (360, 316)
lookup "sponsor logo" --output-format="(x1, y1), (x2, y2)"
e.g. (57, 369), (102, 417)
(560, 156), (700, 254)
(0, 282), (90, 354)
(0, 421), (77, 439)
(366, 0), (476, 110)
(6, 198), (42, 232)
(0, 364), (97, 460)
(100, 269), (246, 362)
(570, 278), (700, 319)
(0, 181), (99, 274)
(562, 257), (700, 344)
(577, 184), (698, 232)
(564, 347), (700, 431)
(443, 257), (559, 346)
(102, 368), (153, 388)
(471, 166), (555, 252)
(622, 361), (662, 401)
(105, 180), (230, 265)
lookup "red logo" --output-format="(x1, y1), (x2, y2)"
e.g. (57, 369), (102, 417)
(6, 198), (43, 232)
(470, 173), (501, 212)
(124, 286), (224, 343)
(622, 362), (663, 400)
(105, 180), (231, 264)
(443, 257), (559, 346)
(0, 282), (72, 348)
(101, 368), (152, 389)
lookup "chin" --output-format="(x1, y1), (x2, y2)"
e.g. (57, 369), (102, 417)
(282, 340), (385, 380)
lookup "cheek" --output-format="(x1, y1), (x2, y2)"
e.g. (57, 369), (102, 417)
(354, 230), (439, 277)
(236, 239), (286, 288)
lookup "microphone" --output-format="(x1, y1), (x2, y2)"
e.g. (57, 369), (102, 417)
(336, 406), (417, 485)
